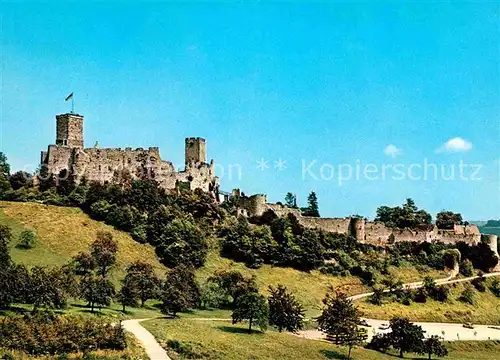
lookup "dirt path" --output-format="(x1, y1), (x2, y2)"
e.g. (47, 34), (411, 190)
(122, 319), (171, 360)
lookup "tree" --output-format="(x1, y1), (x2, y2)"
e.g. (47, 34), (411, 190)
(160, 267), (200, 317)
(284, 192), (297, 208)
(0, 225), (14, 309)
(268, 284), (305, 333)
(72, 251), (97, 275)
(154, 217), (208, 268)
(207, 270), (258, 307)
(80, 275), (115, 312)
(0, 152), (10, 178)
(386, 317), (425, 358)
(422, 335), (448, 360)
(119, 276), (140, 312)
(375, 199), (432, 229)
(436, 211), (463, 229)
(302, 191), (320, 217)
(8, 171), (33, 190)
(316, 288), (367, 360)
(232, 292), (269, 333)
(91, 231), (118, 277)
(124, 261), (160, 307)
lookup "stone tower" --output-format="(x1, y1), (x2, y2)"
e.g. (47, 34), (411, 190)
(185, 137), (206, 165)
(56, 113), (84, 148)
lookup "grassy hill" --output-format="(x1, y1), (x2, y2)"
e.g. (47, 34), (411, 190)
(0, 201), (167, 284)
(0, 201), (447, 314)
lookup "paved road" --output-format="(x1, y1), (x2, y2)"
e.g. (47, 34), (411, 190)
(122, 319), (171, 360)
(297, 272), (500, 342)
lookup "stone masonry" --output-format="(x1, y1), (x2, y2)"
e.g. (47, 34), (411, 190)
(40, 113), (219, 194)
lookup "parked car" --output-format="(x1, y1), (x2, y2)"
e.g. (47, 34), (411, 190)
(463, 323), (474, 329)
(359, 320), (371, 327)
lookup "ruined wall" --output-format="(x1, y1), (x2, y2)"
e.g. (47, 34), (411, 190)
(71, 147), (164, 183)
(44, 145), (73, 177)
(238, 194), (268, 217)
(299, 217), (352, 234)
(363, 221), (393, 244)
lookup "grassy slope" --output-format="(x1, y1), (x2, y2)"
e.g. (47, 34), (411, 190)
(0, 201), (167, 284)
(357, 280), (500, 325)
(142, 317), (500, 360)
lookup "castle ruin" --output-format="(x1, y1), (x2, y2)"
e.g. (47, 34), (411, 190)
(40, 113), (219, 194)
(231, 190), (499, 268)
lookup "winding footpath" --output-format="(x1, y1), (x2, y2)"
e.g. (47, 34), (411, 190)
(122, 272), (500, 360)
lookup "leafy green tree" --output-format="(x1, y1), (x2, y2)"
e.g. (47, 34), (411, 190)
(316, 288), (367, 360)
(0, 225), (14, 308)
(207, 270), (258, 307)
(422, 335), (448, 360)
(375, 199), (431, 229)
(119, 276), (140, 312)
(200, 281), (228, 309)
(160, 267), (200, 317)
(232, 292), (269, 333)
(154, 217), (208, 268)
(72, 251), (97, 275)
(302, 191), (320, 217)
(0, 152), (10, 178)
(80, 275), (115, 312)
(436, 211), (463, 229)
(124, 261), (160, 307)
(8, 171), (32, 190)
(268, 284), (305, 333)
(284, 192), (297, 208)
(91, 231), (118, 277)
(386, 317), (425, 358)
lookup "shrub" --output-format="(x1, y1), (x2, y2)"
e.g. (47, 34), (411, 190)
(17, 229), (37, 249)
(460, 259), (474, 277)
(0, 312), (126, 355)
(490, 278), (500, 297)
(471, 274), (486, 293)
(460, 285), (475, 305)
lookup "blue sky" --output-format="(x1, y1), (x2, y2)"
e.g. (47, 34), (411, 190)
(1, 2), (499, 220)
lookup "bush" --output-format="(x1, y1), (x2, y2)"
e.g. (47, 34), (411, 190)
(460, 286), (475, 305)
(460, 260), (474, 277)
(490, 278), (500, 297)
(471, 275), (486, 293)
(166, 339), (206, 359)
(17, 229), (37, 249)
(0, 312), (126, 355)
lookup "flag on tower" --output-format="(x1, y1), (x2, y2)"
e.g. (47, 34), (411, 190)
(65, 92), (73, 101)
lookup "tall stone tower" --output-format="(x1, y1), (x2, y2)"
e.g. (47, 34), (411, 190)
(56, 113), (84, 148)
(185, 137), (206, 164)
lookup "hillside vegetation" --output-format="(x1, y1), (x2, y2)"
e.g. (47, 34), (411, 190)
(0, 201), (166, 283)
(0, 201), (448, 312)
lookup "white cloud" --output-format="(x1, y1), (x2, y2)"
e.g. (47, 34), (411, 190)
(383, 144), (402, 158)
(436, 137), (472, 153)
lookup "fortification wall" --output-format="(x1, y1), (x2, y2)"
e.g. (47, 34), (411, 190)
(364, 221), (393, 244)
(72, 147), (164, 183)
(299, 217), (351, 234)
(45, 145), (73, 176)
(264, 204), (302, 218)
